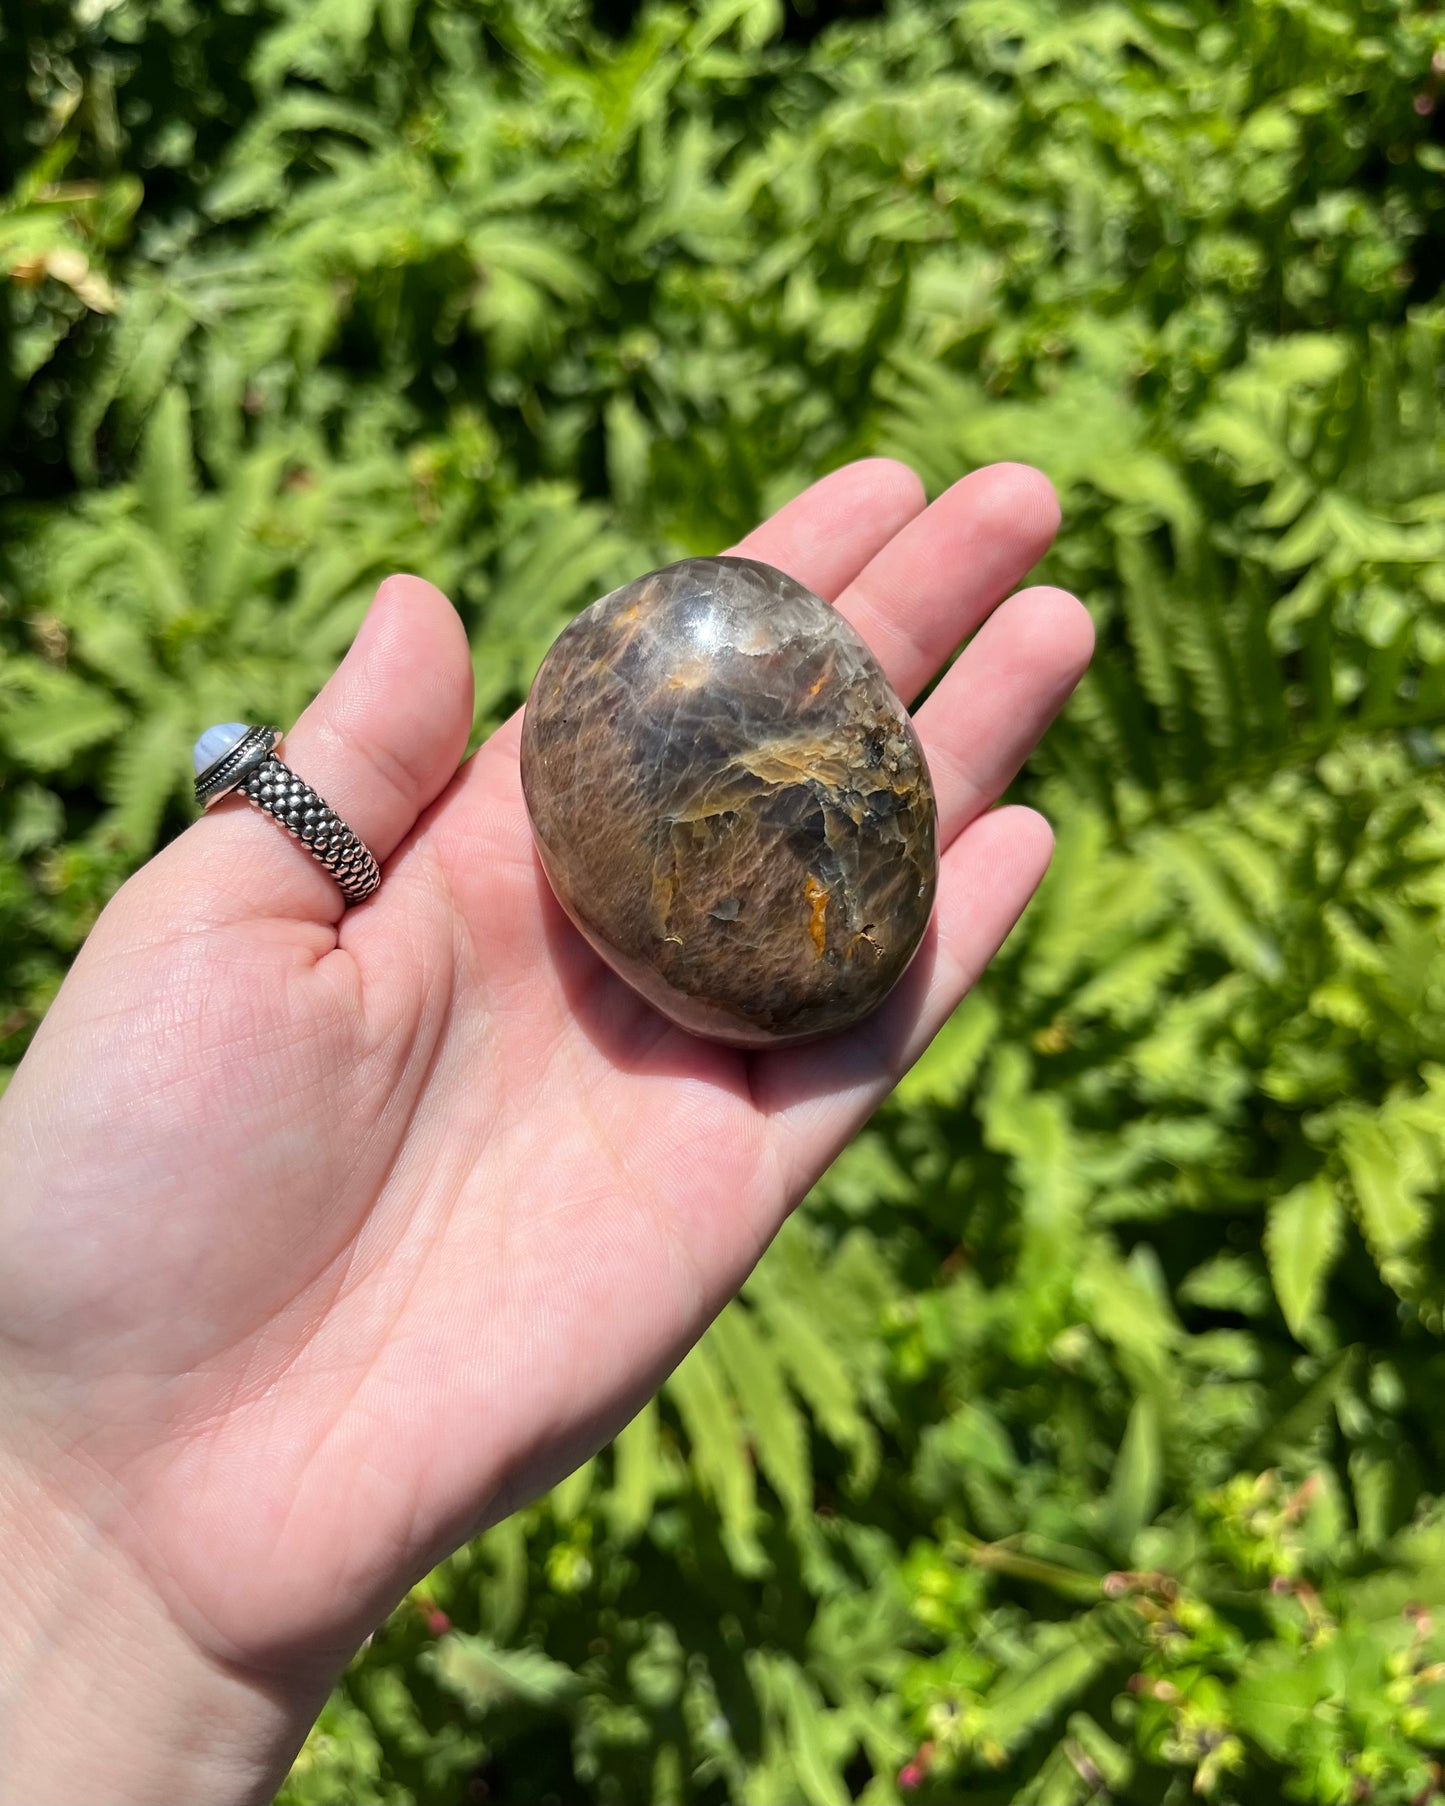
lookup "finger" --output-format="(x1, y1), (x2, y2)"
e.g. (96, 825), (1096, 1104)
(165, 575), (474, 927)
(728, 457), (926, 599)
(917, 586), (1094, 845)
(834, 462), (1061, 702)
(753, 805), (1055, 1197)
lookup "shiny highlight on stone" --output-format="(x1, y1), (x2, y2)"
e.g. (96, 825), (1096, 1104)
(521, 556), (938, 1047)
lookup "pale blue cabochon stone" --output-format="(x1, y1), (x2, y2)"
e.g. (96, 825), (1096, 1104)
(193, 722), (251, 776)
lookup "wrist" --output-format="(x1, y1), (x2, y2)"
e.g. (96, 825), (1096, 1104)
(0, 1453), (330, 1806)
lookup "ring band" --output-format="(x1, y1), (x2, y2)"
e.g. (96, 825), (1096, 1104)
(193, 724), (381, 905)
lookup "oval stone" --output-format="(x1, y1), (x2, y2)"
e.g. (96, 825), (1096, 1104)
(520, 556), (938, 1048)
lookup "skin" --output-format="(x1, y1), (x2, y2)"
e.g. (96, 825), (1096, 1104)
(0, 460), (1093, 1804)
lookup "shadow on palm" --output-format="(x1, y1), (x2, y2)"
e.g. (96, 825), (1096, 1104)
(534, 841), (944, 1124)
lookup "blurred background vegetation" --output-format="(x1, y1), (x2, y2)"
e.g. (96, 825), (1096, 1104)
(5, 0), (1445, 1800)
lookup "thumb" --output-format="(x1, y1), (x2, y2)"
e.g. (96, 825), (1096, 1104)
(152, 574), (474, 929)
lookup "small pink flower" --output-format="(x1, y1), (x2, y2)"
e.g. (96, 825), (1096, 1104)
(1414, 93), (1435, 116)
(426, 1609), (452, 1636)
(898, 1761), (925, 1791)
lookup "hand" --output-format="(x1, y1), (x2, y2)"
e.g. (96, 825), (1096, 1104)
(0, 461), (1091, 1803)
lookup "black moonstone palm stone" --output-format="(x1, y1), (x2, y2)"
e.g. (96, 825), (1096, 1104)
(520, 556), (938, 1047)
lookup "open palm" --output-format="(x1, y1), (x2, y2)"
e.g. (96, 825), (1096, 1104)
(0, 460), (1090, 1691)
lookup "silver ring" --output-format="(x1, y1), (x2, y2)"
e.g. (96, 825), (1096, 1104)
(192, 723), (380, 905)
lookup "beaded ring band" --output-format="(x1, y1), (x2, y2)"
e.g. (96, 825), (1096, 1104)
(193, 724), (381, 906)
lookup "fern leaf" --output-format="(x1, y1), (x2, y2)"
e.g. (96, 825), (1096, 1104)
(666, 1338), (765, 1574)
(979, 1626), (1113, 1757)
(749, 1654), (851, 1806)
(201, 445), (289, 610)
(3, 784), (64, 858)
(549, 1456), (594, 1526)
(1265, 1176), (1344, 1342)
(0, 668), (126, 769)
(896, 991), (999, 1107)
(1161, 835), (1285, 980)
(138, 390), (197, 553)
(980, 1045), (1089, 1257)
(1068, 927), (1192, 1028)
(1115, 533), (1182, 718)
(431, 1632), (580, 1715)
(103, 704), (186, 853)
(605, 393), (652, 511)
(1178, 1253), (1270, 1317)
(1339, 1110), (1430, 1273)
(609, 1397), (663, 1544)
(748, 1268), (879, 1490)
(475, 1515), (528, 1644)
(1100, 1395), (1163, 1555)
(74, 611), (163, 704)
(709, 1302), (811, 1530)
(1077, 1242), (1182, 1379)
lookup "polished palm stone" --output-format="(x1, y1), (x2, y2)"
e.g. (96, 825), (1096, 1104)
(521, 556), (938, 1048)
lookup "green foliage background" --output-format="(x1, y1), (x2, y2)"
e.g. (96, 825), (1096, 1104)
(6, 1), (1445, 1800)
